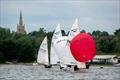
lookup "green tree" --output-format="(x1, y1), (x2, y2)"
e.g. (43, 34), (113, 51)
(114, 28), (120, 36)
(101, 31), (109, 36)
(0, 27), (11, 41)
(0, 52), (5, 63)
(16, 36), (36, 62)
(92, 30), (111, 54)
(113, 28), (120, 55)
(80, 30), (86, 33)
(0, 39), (19, 62)
(92, 30), (101, 39)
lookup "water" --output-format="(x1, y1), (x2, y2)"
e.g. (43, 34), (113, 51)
(0, 65), (120, 80)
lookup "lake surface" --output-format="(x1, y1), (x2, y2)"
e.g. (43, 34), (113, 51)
(0, 64), (120, 80)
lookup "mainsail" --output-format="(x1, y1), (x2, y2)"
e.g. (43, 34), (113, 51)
(37, 36), (49, 65)
(50, 24), (62, 64)
(54, 36), (76, 66)
(68, 18), (80, 40)
(68, 18), (86, 68)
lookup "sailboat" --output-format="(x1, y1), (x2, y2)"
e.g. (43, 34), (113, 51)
(54, 36), (75, 69)
(50, 24), (62, 65)
(54, 36), (86, 69)
(54, 19), (86, 70)
(68, 18), (86, 69)
(37, 36), (51, 68)
(50, 24), (68, 68)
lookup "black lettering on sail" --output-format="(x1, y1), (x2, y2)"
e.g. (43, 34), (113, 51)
(56, 38), (67, 44)
(71, 28), (77, 32)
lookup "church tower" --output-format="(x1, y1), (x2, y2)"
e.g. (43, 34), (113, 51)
(17, 11), (26, 34)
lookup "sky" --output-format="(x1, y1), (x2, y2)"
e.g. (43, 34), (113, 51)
(0, 0), (120, 34)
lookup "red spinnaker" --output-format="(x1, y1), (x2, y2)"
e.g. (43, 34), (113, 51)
(70, 33), (96, 62)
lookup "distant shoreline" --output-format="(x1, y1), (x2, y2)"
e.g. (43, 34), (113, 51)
(0, 63), (113, 67)
(0, 62), (33, 65)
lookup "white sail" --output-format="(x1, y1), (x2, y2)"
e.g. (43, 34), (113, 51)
(68, 18), (80, 40)
(37, 36), (49, 65)
(50, 24), (62, 64)
(68, 18), (86, 68)
(54, 36), (76, 66)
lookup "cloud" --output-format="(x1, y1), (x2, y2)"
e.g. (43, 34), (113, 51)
(0, 0), (120, 34)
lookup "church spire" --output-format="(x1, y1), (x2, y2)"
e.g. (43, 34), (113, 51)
(17, 10), (26, 34)
(19, 10), (23, 25)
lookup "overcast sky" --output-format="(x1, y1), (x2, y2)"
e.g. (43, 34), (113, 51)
(0, 0), (120, 34)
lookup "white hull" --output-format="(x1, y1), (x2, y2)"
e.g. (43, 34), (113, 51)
(113, 63), (120, 67)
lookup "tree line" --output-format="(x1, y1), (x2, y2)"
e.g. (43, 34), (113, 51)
(0, 27), (120, 63)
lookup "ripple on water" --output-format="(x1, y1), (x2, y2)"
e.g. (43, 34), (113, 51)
(0, 65), (120, 80)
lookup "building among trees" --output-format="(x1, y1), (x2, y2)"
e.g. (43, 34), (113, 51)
(17, 11), (26, 34)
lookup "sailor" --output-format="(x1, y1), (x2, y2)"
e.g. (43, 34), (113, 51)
(86, 62), (90, 69)
(67, 65), (72, 68)
(74, 65), (79, 71)
(44, 65), (52, 68)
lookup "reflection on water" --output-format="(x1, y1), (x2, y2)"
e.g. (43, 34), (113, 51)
(0, 65), (120, 80)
